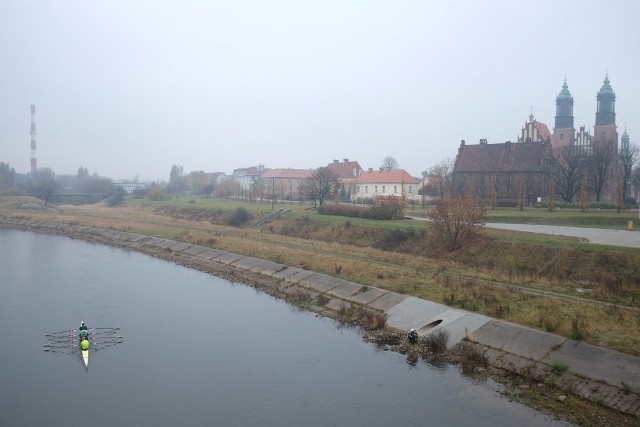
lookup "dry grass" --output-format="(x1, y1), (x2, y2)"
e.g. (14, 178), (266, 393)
(2, 197), (640, 356)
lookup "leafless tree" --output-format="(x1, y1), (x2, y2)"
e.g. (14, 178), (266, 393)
(554, 146), (586, 203)
(427, 158), (453, 198)
(33, 167), (61, 206)
(381, 156), (399, 170)
(589, 140), (617, 201)
(619, 143), (638, 200)
(301, 167), (338, 208)
(427, 194), (487, 251)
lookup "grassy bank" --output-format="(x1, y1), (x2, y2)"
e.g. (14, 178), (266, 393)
(2, 196), (640, 357)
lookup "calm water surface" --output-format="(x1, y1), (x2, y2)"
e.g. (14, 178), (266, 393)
(0, 229), (572, 426)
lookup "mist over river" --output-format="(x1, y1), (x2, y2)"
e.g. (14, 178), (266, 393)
(0, 229), (571, 426)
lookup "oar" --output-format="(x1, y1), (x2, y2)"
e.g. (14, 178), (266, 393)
(94, 341), (124, 351)
(45, 329), (77, 337)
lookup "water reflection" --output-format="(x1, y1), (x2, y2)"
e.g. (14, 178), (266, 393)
(0, 230), (572, 426)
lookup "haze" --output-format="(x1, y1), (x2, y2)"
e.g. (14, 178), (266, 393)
(1, 1), (638, 181)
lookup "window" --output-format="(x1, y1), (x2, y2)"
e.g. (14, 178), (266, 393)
(393, 185), (397, 193)
(382, 186), (386, 193)
(408, 185), (413, 193)
(374, 185), (378, 193)
(364, 185), (368, 194)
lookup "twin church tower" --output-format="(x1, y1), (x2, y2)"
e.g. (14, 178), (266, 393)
(550, 74), (625, 155)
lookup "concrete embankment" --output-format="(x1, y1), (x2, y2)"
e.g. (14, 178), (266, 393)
(1, 216), (639, 418)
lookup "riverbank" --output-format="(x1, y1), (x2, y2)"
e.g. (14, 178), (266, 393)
(1, 212), (638, 426)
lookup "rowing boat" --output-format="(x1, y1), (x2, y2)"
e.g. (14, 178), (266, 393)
(44, 326), (123, 368)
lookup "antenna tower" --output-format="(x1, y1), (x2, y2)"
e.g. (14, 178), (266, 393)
(30, 104), (37, 173)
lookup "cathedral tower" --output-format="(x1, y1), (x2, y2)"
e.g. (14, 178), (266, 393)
(551, 79), (575, 150)
(593, 74), (618, 146)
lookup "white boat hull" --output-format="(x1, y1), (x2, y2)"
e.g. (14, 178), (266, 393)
(82, 349), (89, 367)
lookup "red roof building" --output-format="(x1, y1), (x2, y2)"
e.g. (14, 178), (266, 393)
(354, 169), (419, 202)
(259, 168), (313, 201)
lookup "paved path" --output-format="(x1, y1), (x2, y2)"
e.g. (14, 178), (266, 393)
(485, 223), (640, 248)
(407, 216), (640, 248)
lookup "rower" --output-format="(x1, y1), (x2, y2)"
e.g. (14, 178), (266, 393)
(408, 328), (419, 344)
(79, 321), (89, 340)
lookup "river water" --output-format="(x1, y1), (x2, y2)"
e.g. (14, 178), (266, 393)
(0, 229), (571, 426)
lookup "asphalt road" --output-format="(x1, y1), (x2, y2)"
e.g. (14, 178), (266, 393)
(406, 216), (640, 248)
(485, 223), (640, 248)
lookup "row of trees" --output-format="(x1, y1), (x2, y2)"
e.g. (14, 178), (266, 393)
(0, 162), (129, 206)
(555, 140), (638, 204)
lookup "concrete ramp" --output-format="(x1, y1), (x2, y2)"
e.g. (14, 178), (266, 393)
(472, 320), (566, 361)
(385, 297), (491, 346)
(544, 340), (640, 390)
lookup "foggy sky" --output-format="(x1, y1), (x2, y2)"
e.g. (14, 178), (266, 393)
(1, 1), (638, 182)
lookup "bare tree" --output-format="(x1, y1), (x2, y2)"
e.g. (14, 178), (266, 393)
(33, 167), (61, 206)
(619, 143), (638, 200)
(427, 158), (453, 198)
(589, 140), (617, 201)
(427, 194), (487, 251)
(554, 146), (585, 203)
(580, 171), (589, 212)
(301, 167), (338, 208)
(518, 175), (526, 210)
(632, 164), (640, 190)
(381, 156), (399, 170)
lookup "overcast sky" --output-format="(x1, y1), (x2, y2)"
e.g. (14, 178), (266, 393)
(1, 1), (638, 182)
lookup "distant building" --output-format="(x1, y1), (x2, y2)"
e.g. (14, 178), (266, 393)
(325, 158), (364, 201)
(231, 165), (266, 191)
(452, 75), (628, 205)
(354, 168), (419, 203)
(113, 182), (148, 195)
(452, 139), (554, 207)
(260, 168), (313, 201)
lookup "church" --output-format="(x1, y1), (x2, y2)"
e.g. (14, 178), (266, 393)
(452, 75), (627, 206)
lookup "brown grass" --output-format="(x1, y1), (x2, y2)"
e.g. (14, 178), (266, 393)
(2, 196), (640, 356)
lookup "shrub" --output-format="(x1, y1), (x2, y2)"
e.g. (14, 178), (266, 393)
(423, 329), (449, 354)
(539, 309), (562, 332)
(290, 289), (312, 303)
(371, 313), (387, 330)
(226, 207), (251, 227)
(427, 195), (487, 251)
(147, 186), (170, 201)
(571, 312), (588, 340)
(551, 360), (568, 375)
(316, 294), (330, 306)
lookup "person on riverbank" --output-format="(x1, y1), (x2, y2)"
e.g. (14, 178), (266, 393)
(408, 328), (418, 343)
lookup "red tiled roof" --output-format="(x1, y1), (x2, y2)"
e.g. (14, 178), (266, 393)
(325, 161), (364, 179)
(355, 169), (419, 185)
(260, 168), (313, 179)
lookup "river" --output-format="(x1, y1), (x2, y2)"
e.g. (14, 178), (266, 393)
(0, 229), (571, 426)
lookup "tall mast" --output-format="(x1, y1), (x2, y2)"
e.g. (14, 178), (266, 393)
(30, 104), (37, 173)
